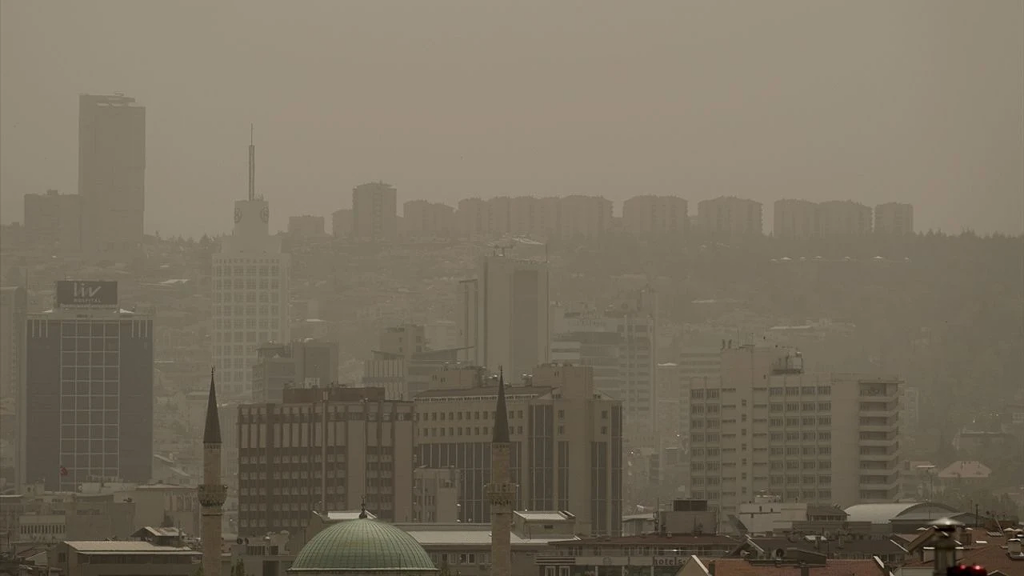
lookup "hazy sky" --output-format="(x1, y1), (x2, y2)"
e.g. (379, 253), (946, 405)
(2, 0), (1022, 237)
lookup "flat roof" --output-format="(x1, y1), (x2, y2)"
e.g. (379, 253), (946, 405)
(405, 531), (574, 546)
(66, 541), (198, 555)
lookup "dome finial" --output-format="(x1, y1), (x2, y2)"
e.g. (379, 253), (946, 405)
(358, 495), (368, 519)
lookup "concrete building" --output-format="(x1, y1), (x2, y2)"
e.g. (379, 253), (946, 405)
(817, 200), (873, 236)
(0, 286), (26, 488)
(655, 363), (688, 450)
(331, 208), (352, 238)
(487, 371), (515, 576)
(559, 195), (613, 239)
(252, 339), (339, 403)
(687, 345), (902, 523)
(622, 195), (689, 235)
(199, 371), (226, 576)
(414, 364), (623, 536)
(211, 137), (290, 400)
(456, 198), (489, 238)
(237, 386), (415, 535)
(78, 94), (146, 255)
(679, 347), (723, 382)
(413, 467), (461, 523)
(361, 325), (462, 400)
(25, 281), (153, 491)
(352, 182), (398, 241)
(487, 197), (512, 236)
(874, 202), (914, 235)
(286, 215), (326, 240)
(22, 189), (82, 251)
(773, 199), (819, 239)
(51, 541), (200, 576)
(403, 200), (455, 237)
(467, 254), (550, 378)
(696, 196), (763, 237)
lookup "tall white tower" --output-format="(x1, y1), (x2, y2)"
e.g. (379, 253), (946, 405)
(198, 369), (225, 576)
(487, 369), (515, 576)
(212, 129), (290, 400)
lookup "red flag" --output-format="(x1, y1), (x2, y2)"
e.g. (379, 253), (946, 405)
(59, 466), (68, 477)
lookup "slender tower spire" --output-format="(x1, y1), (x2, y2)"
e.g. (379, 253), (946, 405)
(487, 368), (515, 576)
(248, 124), (255, 201)
(199, 368), (225, 576)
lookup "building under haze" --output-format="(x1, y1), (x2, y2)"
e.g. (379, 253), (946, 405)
(212, 138), (290, 400)
(402, 200), (454, 238)
(460, 253), (550, 379)
(78, 93), (146, 255)
(0, 285), (27, 487)
(414, 364), (622, 536)
(237, 386), (415, 536)
(687, 345), (901, 525)
(24, 280), (153, 491)
(621, 195), (689, 235)
(773, 199), (819, 239)
(817, 200), (873, 236)
(22, 189), (82, 251)
(696, 196), (763, 237)
(251, 339), (339, 403)
(874, 202), (914, 235)
(352, 182), (398, 241)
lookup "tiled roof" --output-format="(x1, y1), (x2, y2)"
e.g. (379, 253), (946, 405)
(903, 534), (1024, 574)
(549, 534), (738, 546)
(66, 541), (197, 554)
(937, 460), (992, 479)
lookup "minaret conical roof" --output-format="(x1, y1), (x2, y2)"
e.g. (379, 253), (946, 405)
(492, 368), (510, 444)
(204, 368), (222, 445)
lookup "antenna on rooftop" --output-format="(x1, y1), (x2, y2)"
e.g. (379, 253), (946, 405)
(248, 124), (256, 201)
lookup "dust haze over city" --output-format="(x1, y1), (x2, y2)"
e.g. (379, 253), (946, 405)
(0, 1), (1022, 575)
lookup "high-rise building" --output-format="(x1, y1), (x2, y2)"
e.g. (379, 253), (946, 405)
(559, 195), (613, 239)
(696, 196), (763, 237)
(550, 289), (657, 448)
(413, 364), (623, 536)
(252, 339), (339, 403)
(287, 215), (326, 241)
(402, 200), (455, 237)
(211, 136), (290, 400)
(22, 190), (82, 251)
(331, 208), (352, 238)
(773, 199), (819, 239)
(874, 202), (914, 235)
(412, 467), (461, 523)
(687, 345), (901, 523)
(198, 370), (225, 576)
(237, 386), (415, 535)
(456, 198), (489, 238)
(352, 182), (398, 241)
(622, 195), (689, 235)
(469, 254), (550, 378)
(0, 286), (27, 487)
(78, 94), (146, 255)
(361, 324), (461, 400)
(817, 200), (872, 236)
(24, 280), (153, 491)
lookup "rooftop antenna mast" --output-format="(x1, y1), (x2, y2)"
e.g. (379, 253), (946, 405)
(248, 124), (255, 201)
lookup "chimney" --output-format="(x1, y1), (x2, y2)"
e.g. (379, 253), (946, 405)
(799, 564), (810, 576)
(707, 561), (716, 576)
(1008, 538), (1022, 556)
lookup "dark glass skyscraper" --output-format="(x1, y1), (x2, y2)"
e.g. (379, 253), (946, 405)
(24, 281), (153, 490)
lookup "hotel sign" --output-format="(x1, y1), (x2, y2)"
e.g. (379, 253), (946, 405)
(56, 280), (118, 308)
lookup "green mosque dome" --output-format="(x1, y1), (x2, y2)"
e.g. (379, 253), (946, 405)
(289, 518), (437, 574)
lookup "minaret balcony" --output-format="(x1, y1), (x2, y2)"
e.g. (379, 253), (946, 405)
(198, 484), (228, 507)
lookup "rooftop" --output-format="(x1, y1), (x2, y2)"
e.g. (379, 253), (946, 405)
(65, 541), (197, 555)
(937, 460), (992, 480)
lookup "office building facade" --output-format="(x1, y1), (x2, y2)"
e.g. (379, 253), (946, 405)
(687, 345), (901, 523)
(24, 280), (153, 491)
(251, 339), (339, 403)
(0, 286), (27, 486)
(78, 94), (146, 255)
(237, 386), (415, 536)
(413, 364), (622, 536)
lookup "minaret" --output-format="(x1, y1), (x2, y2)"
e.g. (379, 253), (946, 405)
(487, 369), (515, 576)
(198, 368), (226, 576)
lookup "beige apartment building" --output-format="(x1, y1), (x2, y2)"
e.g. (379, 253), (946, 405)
(817, 200), (873, 236)
(874, 202), (914, 235)
(236, 386), (415, 536)
(773, 199), (819, 239)
(559, 195), (613, 239)
(696, 196), (763, 237)
(687, 345), (901, 523)
(413, 364), (623, 536)
(622, 195), (689, 235)
(402, 200), (455, 237)
(352, 181), (398, 241)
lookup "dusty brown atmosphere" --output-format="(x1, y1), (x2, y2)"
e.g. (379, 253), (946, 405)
(1, 0), (1022, 237)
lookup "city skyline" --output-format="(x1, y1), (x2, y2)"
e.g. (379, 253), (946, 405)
(2, 1), (1022, 238)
